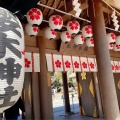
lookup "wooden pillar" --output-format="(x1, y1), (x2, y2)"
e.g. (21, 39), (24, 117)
(62, 72), (71, 113)
(24, 73), (33, 120)
(32, 73), (40, 119)
(88, 0), (120, 119)
(37, 37), (53, 120)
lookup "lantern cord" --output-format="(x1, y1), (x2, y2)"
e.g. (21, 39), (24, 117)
(37, 2), (120, 33)
(102, 0), (120, 15)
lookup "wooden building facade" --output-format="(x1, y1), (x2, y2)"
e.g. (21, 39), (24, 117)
(7, 0), (120, 120)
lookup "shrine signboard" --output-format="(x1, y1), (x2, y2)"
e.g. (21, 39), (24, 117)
(59, 40), (94, 56)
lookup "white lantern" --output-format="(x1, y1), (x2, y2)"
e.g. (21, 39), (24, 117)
(60, 31), (72, 43)
(25, 23), (39, 36)
(82, 25), (92, 38)
(67, 20), (80, 35)
(0, 7), (24, 113)
(74, 34), (85, 45)
(109, 44), (114, 50)
(26, 8), (43, 25)
(86, 38), (94, 47)
(45, 27), (57, 40)
(115, 35), (120, 45)
(49, 15), (63, 30)
(106, 33), (116, 44)
(113, 44), (120, 51)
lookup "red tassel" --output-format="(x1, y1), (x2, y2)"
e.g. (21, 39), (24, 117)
(31, 52), (34, 73)
(87, 57), (91, 72)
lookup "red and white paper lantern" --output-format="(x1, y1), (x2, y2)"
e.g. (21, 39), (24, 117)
(74, 34), (85, 45)
(86, 38), (94, 47)
(25, 23), (39, 36)
(45, 27), (57, 40)
(26, 8), (43, 25)
(67, 20), (80, 35)
(115, 35), (120, 45)
(60, 31), (72, 43)
(113, 44), (120, 51)
(106, 33), (116, 43)
(49, 15), (63, 30)
(82, 25), (92, 38)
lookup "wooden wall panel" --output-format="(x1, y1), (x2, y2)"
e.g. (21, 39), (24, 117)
(25, 47), (39, 53)
(25, 33), (37, 47)
(46, 38), (60, 50)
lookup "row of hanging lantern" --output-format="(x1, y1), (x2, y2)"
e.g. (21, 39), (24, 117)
(24, 8), (120, 52)
(107, 33), (120, 51)
(47, 16), (120, 51)
(45, 16), (94, 47)
(25, 8), (43, 36)
(24, 8), (94, 47)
